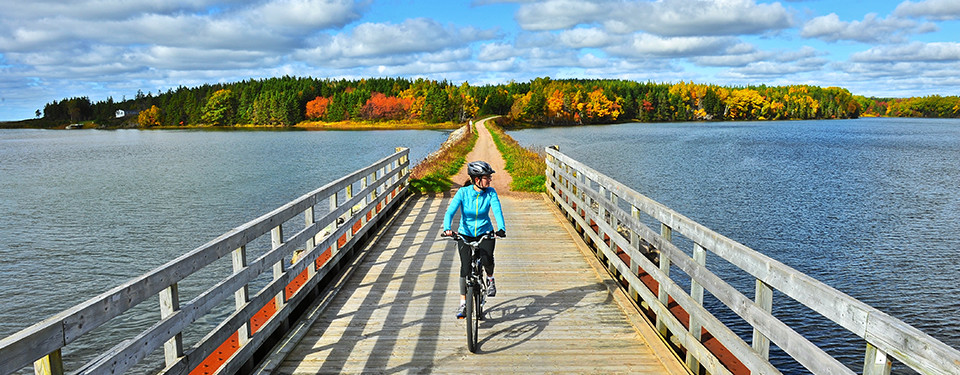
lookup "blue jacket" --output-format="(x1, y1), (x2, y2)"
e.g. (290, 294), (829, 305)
(444, 186), (505, 237)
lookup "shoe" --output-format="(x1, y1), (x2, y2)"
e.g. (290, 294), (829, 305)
(487, 278), (496, 297)
(456, 303), (466, 319)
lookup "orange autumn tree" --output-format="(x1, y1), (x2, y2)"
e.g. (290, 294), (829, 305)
(361, 92), (412, 120)
(305, 96), (331, 119)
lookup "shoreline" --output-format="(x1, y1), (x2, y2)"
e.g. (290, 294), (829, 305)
(0, 119), (465, 131)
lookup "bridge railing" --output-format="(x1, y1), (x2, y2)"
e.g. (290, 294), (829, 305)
(0, 148), (410, 375)
(545, 147), (960, 375)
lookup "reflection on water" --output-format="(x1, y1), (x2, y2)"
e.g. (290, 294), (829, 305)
(509, 118), (960, 374)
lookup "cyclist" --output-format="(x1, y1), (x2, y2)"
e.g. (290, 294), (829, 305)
(443, 160), (506, 319)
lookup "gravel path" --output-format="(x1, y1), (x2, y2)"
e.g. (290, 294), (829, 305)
(450, 117), (539, 199)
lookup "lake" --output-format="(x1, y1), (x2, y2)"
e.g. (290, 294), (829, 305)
(0, 128), (449, 372)
(508, 117), (960, 374)
(2, 119), (957, 374)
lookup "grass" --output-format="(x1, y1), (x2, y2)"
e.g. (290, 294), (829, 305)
(295, 119), (462, 130)
(485, 121), (547, 193)
(408, 124), (478, 193)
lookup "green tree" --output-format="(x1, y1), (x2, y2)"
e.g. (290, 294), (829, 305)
(202, 89), (238, 126)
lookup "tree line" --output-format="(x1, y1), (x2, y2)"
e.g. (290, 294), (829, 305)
(32, 76), (960, 128)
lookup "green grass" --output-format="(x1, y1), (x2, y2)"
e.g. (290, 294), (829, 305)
(408, 124), (478, 193)
(485, 121), (546, 193)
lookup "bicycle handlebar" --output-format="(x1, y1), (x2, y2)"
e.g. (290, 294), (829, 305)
(440, 231), (501, 245)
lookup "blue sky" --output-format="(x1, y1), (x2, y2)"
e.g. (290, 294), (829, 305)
(1, 0), (959, 121)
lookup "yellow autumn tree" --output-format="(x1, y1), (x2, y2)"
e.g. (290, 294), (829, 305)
(137, 105), (162, 127)
(582, 88), (621, 122)
(725, 89), (767, 120)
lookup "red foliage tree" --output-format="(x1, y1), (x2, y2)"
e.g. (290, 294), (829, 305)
(306, 96), (331, 119)
(361, 92), (412, 120)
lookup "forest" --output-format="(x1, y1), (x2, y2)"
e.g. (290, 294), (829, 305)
(29, 76), (960, 129)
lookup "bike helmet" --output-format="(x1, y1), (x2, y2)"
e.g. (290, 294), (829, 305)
(467, 160), (496, 177)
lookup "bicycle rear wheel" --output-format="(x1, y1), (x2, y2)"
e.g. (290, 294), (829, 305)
(465, 284), (478, 353)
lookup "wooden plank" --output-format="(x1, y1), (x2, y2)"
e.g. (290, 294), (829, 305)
(277, 195), (686, 374)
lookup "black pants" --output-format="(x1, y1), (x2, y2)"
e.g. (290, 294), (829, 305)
(457, 234), (495, 295)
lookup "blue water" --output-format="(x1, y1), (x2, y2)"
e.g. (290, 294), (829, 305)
(0, 128), (449, 372)
(508, 118), (960, 374)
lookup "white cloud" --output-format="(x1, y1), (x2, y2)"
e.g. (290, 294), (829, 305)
(618, 0), (793, 36)
(514, 0), (607, 31)
(315, 18), (498, 59)
(894, 0), (960, 21)
(250, 0), (362, 29)
(478, 43), (521, 61)
(558, 28), (625, 48)
(512, 0), (792, 36)
(851, 42), (960, 62)
(689, 43), (769, 67)
(606, 34), (736, 58)
(801, 13), (935, 43)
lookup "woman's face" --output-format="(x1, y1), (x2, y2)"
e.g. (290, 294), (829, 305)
(474, 175), (491, 189)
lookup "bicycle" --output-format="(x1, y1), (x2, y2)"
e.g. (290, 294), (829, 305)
(442, 231), (499, 353)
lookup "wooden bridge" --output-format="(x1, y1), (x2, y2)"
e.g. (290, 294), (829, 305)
(2, 142), (960, 375)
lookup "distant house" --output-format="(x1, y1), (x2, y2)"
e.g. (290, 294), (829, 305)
(116, 109), (140, 118)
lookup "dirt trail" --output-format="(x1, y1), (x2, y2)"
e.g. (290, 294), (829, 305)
(451, 117), (539, 199)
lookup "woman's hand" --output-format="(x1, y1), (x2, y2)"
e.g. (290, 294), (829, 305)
(442, 230), (454, 237)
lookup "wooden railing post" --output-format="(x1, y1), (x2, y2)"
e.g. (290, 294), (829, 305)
(687, 243), (707, 371)
(159, 283), (183, 366)
(864, 343), (893, 375)
(753, 279), (773, 359)
(629, 206), (642, 303)
(304, 208), (317, 280)
(345, 184), (354, 243)
(328, 191), (339, 256)
(656, 223), (672, 336)
(271, 226), (286, 310)
(33, 349), (63, 375)
(232, 246), (251, 345)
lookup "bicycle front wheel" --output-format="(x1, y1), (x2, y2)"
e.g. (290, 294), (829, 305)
(465, 285), (478, 353)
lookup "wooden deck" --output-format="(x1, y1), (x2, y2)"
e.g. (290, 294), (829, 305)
(270, 194), (687, 374)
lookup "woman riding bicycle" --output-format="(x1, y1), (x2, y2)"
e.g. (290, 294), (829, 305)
(442, 160), (506, 319)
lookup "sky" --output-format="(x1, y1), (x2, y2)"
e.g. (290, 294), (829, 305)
(1, 0), (959, 121)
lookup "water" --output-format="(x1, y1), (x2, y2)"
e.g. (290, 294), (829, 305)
(0, 128), (448, 372)
(508, 117), (960, 374)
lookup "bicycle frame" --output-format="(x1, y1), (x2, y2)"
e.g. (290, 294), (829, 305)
(443, 231), (498, 353)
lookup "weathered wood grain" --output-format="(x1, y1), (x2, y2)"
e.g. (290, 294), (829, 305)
(546, 148), (960, 375)
(275, 195), (686, 374)
(0, 149), (409, 375)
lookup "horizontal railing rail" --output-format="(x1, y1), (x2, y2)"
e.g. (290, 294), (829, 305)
(545, 146), (960, 375)
(0, 148), (410, 375)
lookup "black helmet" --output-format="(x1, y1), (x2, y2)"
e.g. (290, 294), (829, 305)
(467, 160), (495, 177)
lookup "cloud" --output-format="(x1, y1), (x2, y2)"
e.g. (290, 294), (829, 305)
(606, 34), (736, 58)
(512, 0), (793, 36)
(615, 0), (794, 36)
(514, 0), (608, 31)
(558, 28), (625, 48)
(894, 0), (960, 21)
(297, 18), (499, 68)
(250, 0), (363, 29)
(478, 43), (521, 61)
(850, 42), (960, 62)
(720, 46), (827, 77)
(800, 13), (936, 43)
(690, 44), (770, 67)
